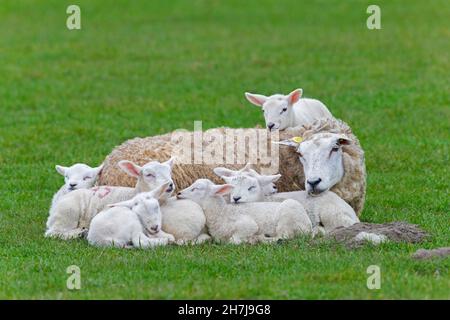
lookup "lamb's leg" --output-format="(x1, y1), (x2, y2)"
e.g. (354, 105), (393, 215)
(45, 227), (86, 240)
(132, 233), (168, 249)
(230, 216), (259, 244)
(275, 202), (313, 239)
(45, 201), (84, 240)
(320, 211), (358, 234)
(194, 233), (212, 244)
(154, 230), (176, 243)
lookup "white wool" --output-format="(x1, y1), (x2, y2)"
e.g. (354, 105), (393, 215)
(177, 179), (312, 244)
(245, 88), (333, 130)
(354, 232), (388, 245)
(87, 187), (174, 248)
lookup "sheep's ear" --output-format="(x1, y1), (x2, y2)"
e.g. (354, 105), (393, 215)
(149, 182), (171, 199)
(258, 174), (282, 186)
(245, 92), (267, 107)
(118, 160), (142, 178)
(108, 199), (134, 209)
(239, 163), (253, 172)
(274, 140), (300, 148)
(336, 135), (351, 146)
(213, 167), (238, 178)
(55, 165), (67, 176)
(286, 89), (303, 105)
(164, 157), (176, 169)
(212, 184), (234, 196)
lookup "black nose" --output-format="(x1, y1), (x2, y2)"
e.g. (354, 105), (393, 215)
(69, 183), (77, 188)
(267, 123), (275, 130)
(307, 178), (322, 188)
(177, 192), (181, 196)
(150, 225), (158, 232)
(233, 196), (241, 203)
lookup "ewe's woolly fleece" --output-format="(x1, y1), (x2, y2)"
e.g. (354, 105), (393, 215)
(98, 118), (366, 215)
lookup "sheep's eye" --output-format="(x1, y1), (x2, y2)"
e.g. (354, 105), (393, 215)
(248, 186), (256, 191)
(134, 202), (139, 206)
(146, 173), (155, 178)
(280, 107), (287, 114)
(83, 176), (91, 181)
(331, 147), (339, 152)
(191, 188), (196, 192)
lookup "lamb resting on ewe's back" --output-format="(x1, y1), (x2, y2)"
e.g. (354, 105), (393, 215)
(98, 118), (366, 215)
(244, 88), (334, 131)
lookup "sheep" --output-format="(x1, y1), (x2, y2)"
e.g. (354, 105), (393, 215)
(51, 163), (103, 210)
(177, 179), (312, 244)
(244, 88), (334, 131)
(45, 159), (175, 240)
(98, 118), (366, 215)
(213, 166), (359, 234)
(87, 183), (175, 248)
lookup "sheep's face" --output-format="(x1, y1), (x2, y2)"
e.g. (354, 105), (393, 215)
(221, 173), (281, 203)
(118, 158), (175, 195)
(177, 179), (233, 204)
(245, 89), (302, 131)
(297, 133), (351, 195)
(213, 165), (278, 198)
(56, 163), (103, 192)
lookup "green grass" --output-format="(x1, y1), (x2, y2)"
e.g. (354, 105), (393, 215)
(0, 0), (449, 299)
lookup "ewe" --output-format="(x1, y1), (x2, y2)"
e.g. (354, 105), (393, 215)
(45, 159), (175, 240)
(245, 88), (333, 131)
(97, 118), (366, 215)
(177, 179), (312, 244)
(214, 167), (359, 234)
(87, 183), (175, 248)
(51, 163), (103, 210)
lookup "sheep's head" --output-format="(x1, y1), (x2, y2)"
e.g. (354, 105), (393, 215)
(177, 179), (233, 204)
(213, 164), (278, 197)
(279, 133), (351, 195)
(213, 165), (280, 203)
(118, 158), (175, 196)
(245, 89), (302, 131)
(108, 182), (170, 235)
(56, 163), (103, 192)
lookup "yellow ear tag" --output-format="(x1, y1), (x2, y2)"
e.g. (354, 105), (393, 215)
(291, 136), (303, 143)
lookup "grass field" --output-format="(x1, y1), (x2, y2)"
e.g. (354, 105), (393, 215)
(0, 0), (449, 299)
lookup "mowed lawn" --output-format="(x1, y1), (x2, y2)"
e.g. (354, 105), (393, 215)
(0, 0), (449, 299)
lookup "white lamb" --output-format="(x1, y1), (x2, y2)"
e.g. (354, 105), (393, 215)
(177, 179), (312, 244)
(214, 168), (359, 234)
(87, 183), (175, 248)
(51, 163), (103, 210)
(245, 88), (333, 131)
(45, 158), (175, 240)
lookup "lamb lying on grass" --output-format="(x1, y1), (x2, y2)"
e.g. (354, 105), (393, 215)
(245, 88), (334, 131)
(87, 183), (175, 248)
(45, 159), (175, 240)
(177, 179), (312, 244)
(51, 163), (103, 210)
(214, 166), (359, 234)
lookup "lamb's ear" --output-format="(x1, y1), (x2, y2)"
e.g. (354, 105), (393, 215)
(245, 92), (268, 107)
(336, 135), (351, 146)
(213, 167), (238, 178)
(118, 160), (142, 178)
(211, 184), (234, 196)
(286, 89), (303, 105)
(258, 174), (282, 186)
(149, 182), (171, 200)
(108, 199), (134, 209)
(55, 165), (67, 176)
(93, 164), (104, 177)
(164, 157), (176, 169)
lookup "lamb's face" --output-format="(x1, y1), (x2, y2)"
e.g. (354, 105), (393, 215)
(245, 89), (302, 131)
(297, 133), (350, 195)
(176, 179), (211, 203)
(133, 195), (162, 235)
(56, 163), (102, 192)
(141, 160), (174, 195)
(177, 179), (233, 204)
(223, 175), (264, 204)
